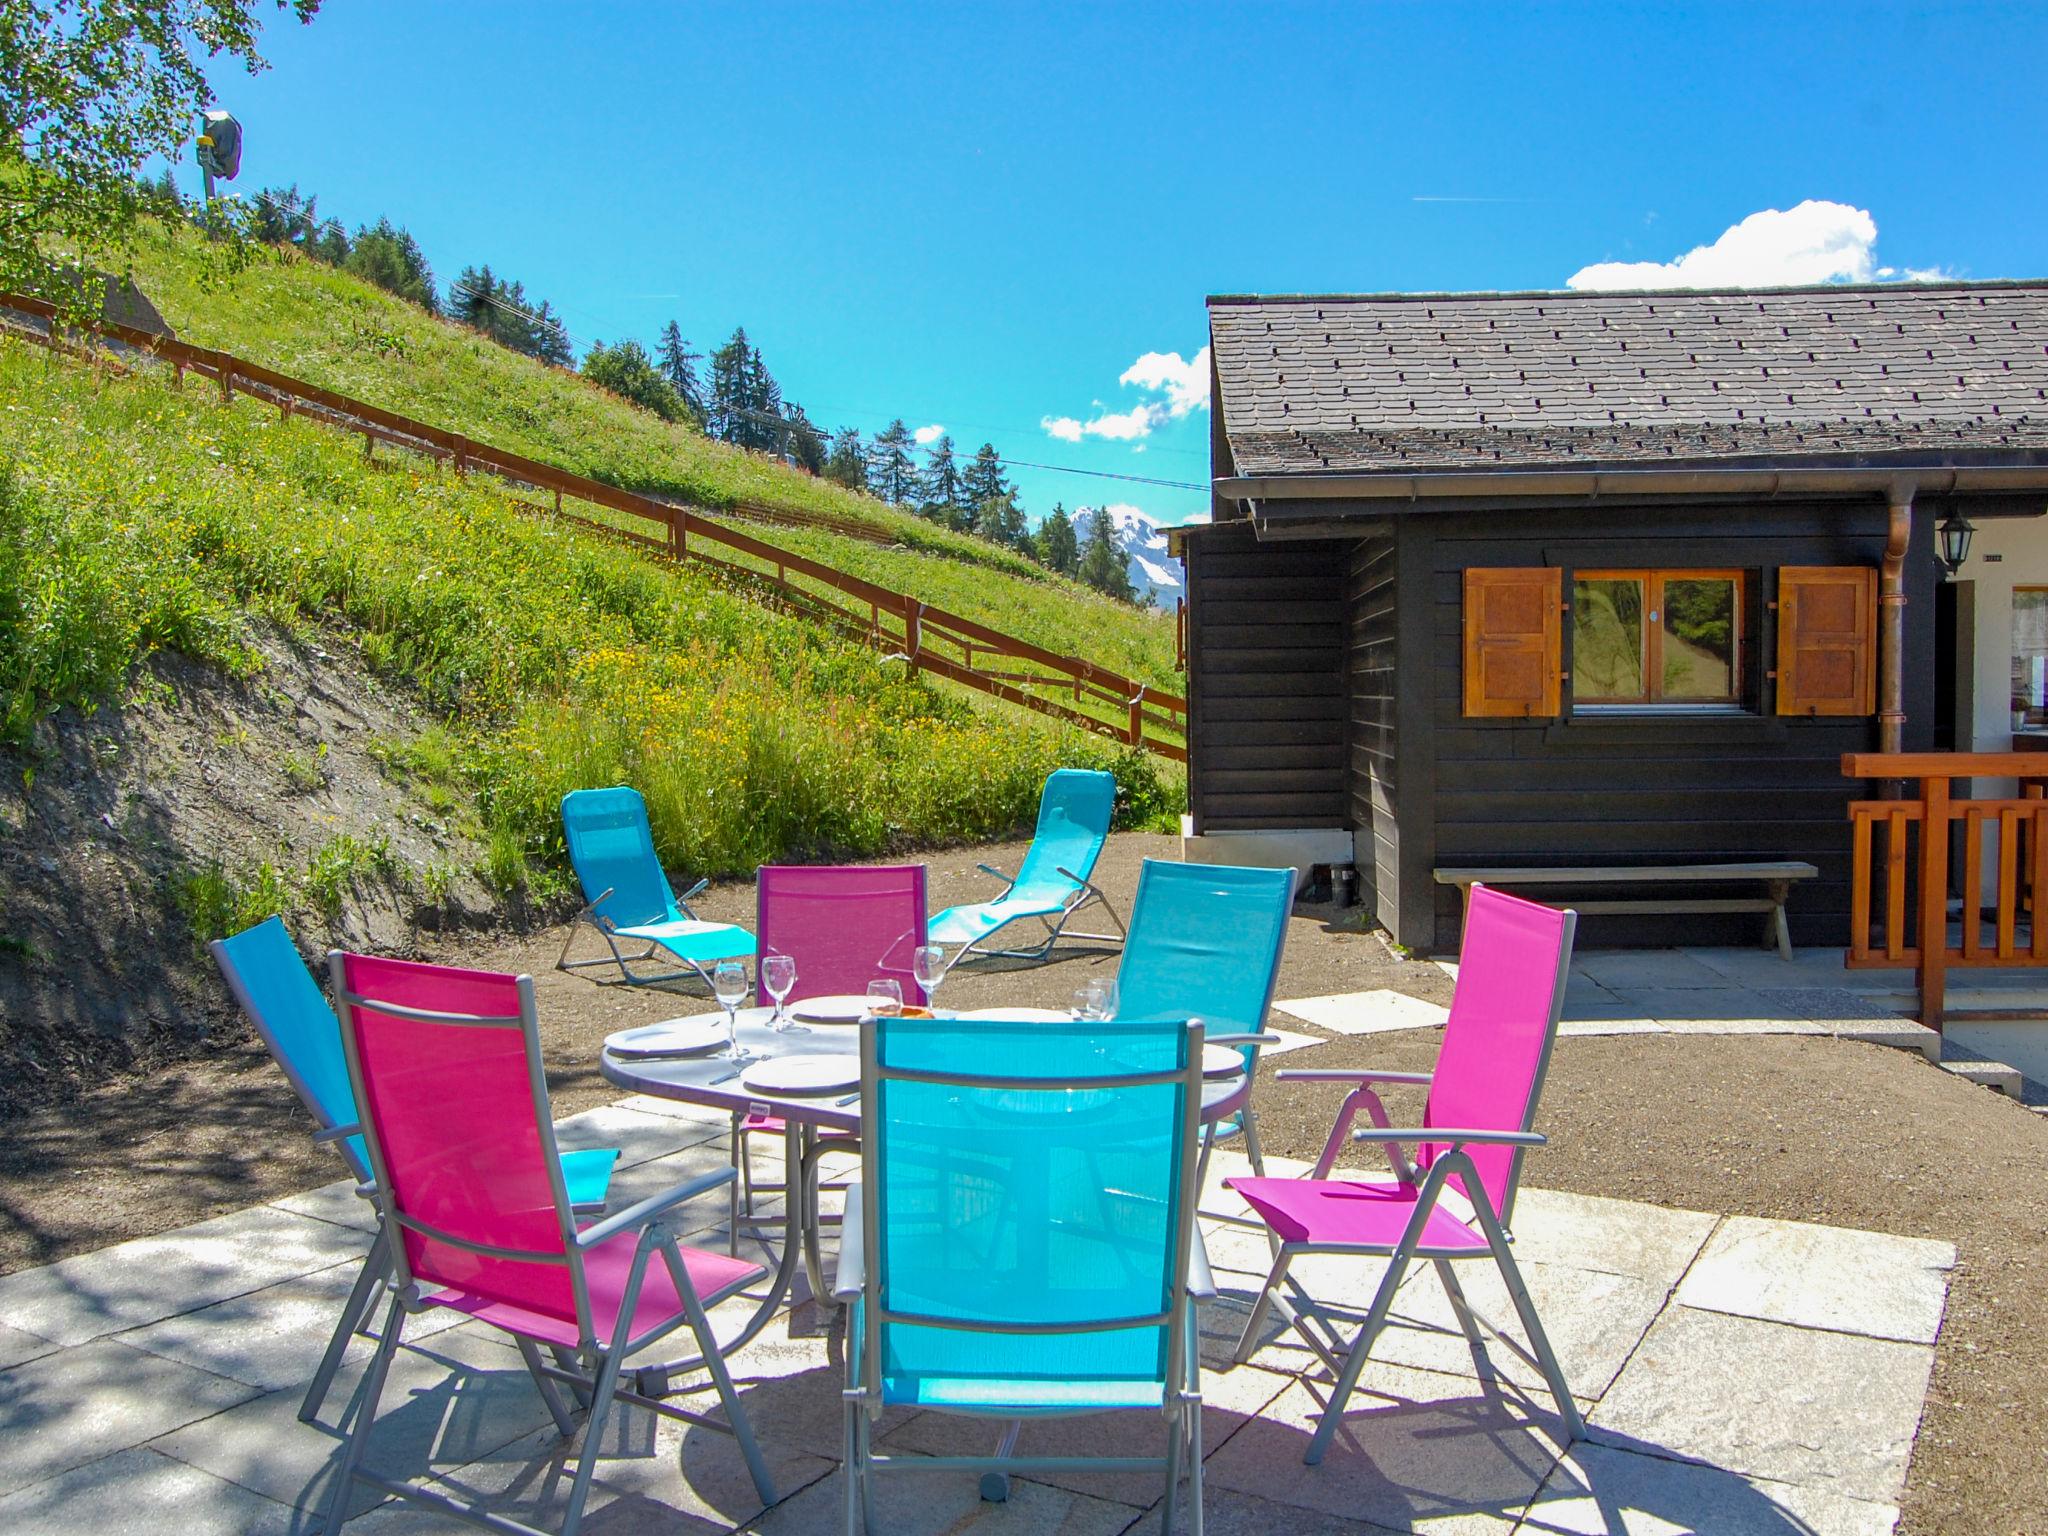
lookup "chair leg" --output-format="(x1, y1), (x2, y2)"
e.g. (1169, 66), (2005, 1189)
(842, 1392), (861, 1536)
(319, 1291), (406, 1536)
(667, 1239), (777, 1505)
(559, 1338), (627, 1536)
(1432, 1258), (1494, 1380)
(301, 1228), (388, 1424)
(857, 1401), (879, 1533)
(516, 1336), (579, 1438)
(1161, 1408), (1182, 1536)
(1305, 1247), (1415, 1466)
(1187, 1389), (1205, 1536)
(1232, 1246), (1295, 1364)
(1487, 1235), (1585, 1441)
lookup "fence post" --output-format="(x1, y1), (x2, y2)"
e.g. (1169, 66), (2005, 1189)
(904, 595), (922, 676)
(1128, 686), (1146, 746)
(1917, 771), (1950, 1029)
(219, 363), (233, 404)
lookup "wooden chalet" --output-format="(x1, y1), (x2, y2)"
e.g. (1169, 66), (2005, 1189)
(1175, 281), (2048, 953)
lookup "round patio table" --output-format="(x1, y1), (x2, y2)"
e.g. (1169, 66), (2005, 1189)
(600, 1005), (1252, 1380)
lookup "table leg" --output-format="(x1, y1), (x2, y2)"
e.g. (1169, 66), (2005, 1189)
(799, 1126), (838, 1311)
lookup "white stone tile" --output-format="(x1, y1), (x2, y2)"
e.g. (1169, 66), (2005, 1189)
(1573, 952), (1737, 991)
(0, 1446), (301, 1535)
(1675, 1216), (1955, 1345)
(1275, 990), (1450, 1035)
(552, 1103), (727, 1169)
(270, 1177), (378, 1233)
(0, 1338), (261, 1497)
(1556, 1018), (1666, 1036)
(1590, 1308), (1933, 1505)
(0, 1205), (369, 1346)
(1506, 1189), (1716, 1287)
(1520, 1440), (1901, 1535)
(745, 1461), (1145, 1535)
(1258, 1025), (1325, 1059)
(0, 1323), (59, 1371)
(1651, 1016), (1831, 1036)
(1122, 1485), (1410, 1535)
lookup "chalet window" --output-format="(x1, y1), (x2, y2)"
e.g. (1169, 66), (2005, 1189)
(2014, 587), (2048, 728)
(1572, 570), (1742, 707)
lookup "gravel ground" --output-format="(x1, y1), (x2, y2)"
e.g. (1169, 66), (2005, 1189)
(0, 831), (2036, 1532)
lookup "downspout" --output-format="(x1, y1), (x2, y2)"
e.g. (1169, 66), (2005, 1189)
(1879, 481), (1915, 756)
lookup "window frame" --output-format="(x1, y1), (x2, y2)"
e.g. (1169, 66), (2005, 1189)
(2012, 585), (2048, 728)
(1571, 567), (1746, 709)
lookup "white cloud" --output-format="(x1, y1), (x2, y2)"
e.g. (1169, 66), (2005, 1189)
(1118, 346), (1211, 417)
(1040, 415), (1084, 442)
(1078, 403), (1163, 441)
(1566, 200), (1883, 291)
(912, 423), (945, 446)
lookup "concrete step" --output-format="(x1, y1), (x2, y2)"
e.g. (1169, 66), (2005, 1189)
(1940, 1057), (2025, 1097)
(1837, 1021), (1942, 1061)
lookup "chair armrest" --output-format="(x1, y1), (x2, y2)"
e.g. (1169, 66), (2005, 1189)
(1186, 1227), (1216, 1301)
(1351, 1126), (1547, 1148)
(1206, 1032), (1282, 1048)
(311, 1122), (361, 1145)
(976, 862), (1014, 886)
(1277, 1069), (1435, 1085)
(574, 1167), (736, 1249)
(833, 1180), (866, 1301)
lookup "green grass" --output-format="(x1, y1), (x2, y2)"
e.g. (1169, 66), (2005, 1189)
(117, 228), (1181, 691)
(0, 341), (1181, 895)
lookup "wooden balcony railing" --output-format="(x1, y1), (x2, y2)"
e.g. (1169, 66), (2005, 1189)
(1843, 751), (2048, 1028)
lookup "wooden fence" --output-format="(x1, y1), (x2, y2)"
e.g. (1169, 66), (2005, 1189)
(1843, 751), (2048, 1028)
(2, 292), (1187, 760)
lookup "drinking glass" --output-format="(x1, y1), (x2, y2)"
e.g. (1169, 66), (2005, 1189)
(712, 960), (752, 1062)
(865, 978), (903, 1018)
(1073, 976), (1117, 1022)
(762, 953), (799, 1032)
(913, 943), (948, 1015)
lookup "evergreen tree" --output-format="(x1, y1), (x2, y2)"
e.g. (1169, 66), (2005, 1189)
(582, 339), (684, 420)
(1077, 507), (1137, 602)
(527, 298), (573, 366)
(1036, 503), (1079, 575)
(450, 264), (571, 362)
(655, 320), (705, 423)
(707, 327), (751, 445)
(345, 218), (437, 312)
(869, 420), (918, 504)
(960, 442), (1009, 510)
(782, 405), (826, 474)
(973, 491), (1029, 551)
(745, 343), (784, 452)
(309, 218), (350, 265)
(148, 164), (184, 218)
(919, 433), (961, 522)
(825, 427), (869, 493)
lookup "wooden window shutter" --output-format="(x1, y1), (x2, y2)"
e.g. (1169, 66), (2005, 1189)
(1776, 566), (1877, 716)
(1463, 567), (1562, 718)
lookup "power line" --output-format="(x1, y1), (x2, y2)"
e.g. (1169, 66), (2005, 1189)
(996, 458), (1206, 492)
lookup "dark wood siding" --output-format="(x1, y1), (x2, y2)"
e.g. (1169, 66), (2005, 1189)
(1186, 521), (1349, 830)
(1345, 524), (1397, 914)
(1409, 499), (1939, 951)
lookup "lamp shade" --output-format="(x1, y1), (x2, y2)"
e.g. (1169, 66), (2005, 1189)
(1938, 509), (1975, 575)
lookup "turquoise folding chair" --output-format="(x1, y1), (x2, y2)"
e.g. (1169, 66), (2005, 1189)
(211, 917), (620, 1424)
(836, 1013), (1212, 1535)
(1114, 859), (1295, 1201)
(555, 786), (756, 987)
(928, 768), (1126, 961)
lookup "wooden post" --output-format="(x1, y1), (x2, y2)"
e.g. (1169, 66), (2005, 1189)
(553, 487), (562, 514)
(219, 364), (233, 404)
(904, 596), (922, 676)
(1917, 772), (1949, 1029)
(1128, 686), (1146, 746)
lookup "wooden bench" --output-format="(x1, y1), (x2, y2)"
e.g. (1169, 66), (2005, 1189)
(1432, 862), (1820, 961)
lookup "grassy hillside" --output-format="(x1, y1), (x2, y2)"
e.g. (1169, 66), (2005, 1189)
(116, 229), (1181, 691)
(0, 339), (1178, 912)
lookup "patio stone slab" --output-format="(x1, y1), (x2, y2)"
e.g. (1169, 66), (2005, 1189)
(1573, 952), (1735, 990)
(1507, 1188), (1716, 1287)
(1680, 947), (1912, 996)
(0, 1323), (59, 1370)
(1123, 1484), (1409, 1534)
(270, 1177), (378, 1233)
(1520, 1439), (1901, 1535)
(1675, 1216), (1955, 1345)
(1204, 1371), (1563, 1532)
(1590, 1308), (1933, 1504)
(1274, 989), (1449, 1035)
(0, 1337), (260, 1497)
(746, 1462), (1145, 1535)
(1556, 1018), (1666, 1036)
(1652, 1014), (1831, 1036)
(1259, 1024), (1326, 1059)
(150, 1324), (548, 1522)
(0, 1446), (300, 1535)
(553, 1102), (728, 1168)
(0, 1203), (368, 1346)
(614, 1091), (738, 1127)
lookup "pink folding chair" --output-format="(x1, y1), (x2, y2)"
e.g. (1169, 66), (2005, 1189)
(733, 865), (927, 1249)
(322, 952), (775, 1535)
(1226, 883), (1582, 1463)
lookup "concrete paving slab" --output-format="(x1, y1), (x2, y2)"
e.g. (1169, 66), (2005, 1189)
(1680, 947), (1907, 994)
(0, 1323), (58, 1371)
(1121, 1484), (1407, 1535)
(0, 1203), (369, 1346)
(0, 1446), (301, 1536)
(1260, 1025), (1326, 1059)
(1507, 1189), (1716, 1287)
(1836, 1022), (1941, 1061)
(1203, 1372), (1561, 1532)
(1556, 1018), (1667, 1036)
(613, 1092), (737, 1129)
(1651, 1015), (1831, 1035)
(1676, 1216), (1955, 1345)
(269, 1177), (378, 1233)
(149, 1323), (547, 1522)
(1574, 952), (1735, 990)
(745, 1460), (1145, 1535)
(1590, 1308), (1933, 1504)
(553, 1102), (728, 1169)
(0, 1336), (260, 1497)
(1749, 986), (1910, 1022)
(1275, 989), (1449, 1035)
(1521, 1440), (1901, 1536)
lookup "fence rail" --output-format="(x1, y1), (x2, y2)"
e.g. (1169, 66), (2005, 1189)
(3, 292), (1186, 761)
(1843, 751), (2048, 1028)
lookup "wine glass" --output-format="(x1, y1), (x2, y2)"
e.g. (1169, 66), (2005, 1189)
(712, 960), (752, 1062)
(865, 978), (903, 1018)
(1073, 976), (1117, 1022)
(913, 943), (948, 1015)
(762, 953), (799, 1032)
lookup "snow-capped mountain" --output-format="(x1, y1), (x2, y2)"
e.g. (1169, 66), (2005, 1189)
(1086, 504), (1191, 609)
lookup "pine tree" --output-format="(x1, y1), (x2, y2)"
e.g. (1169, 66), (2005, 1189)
(582, 339), (684, 420)
(309, 218), (350, 265)
(1036, 503), (1079, 575)
(745, 343), (784, 453)
(961, 443), (1009, 510)
(655, 320), (705, 423)
(973, 491), (1029, 551)
(449, 264), (569, 361)
(919, 433), (961, 522)
(869, 420), (918, 504)
(783, 405), (826, 474)
(345, 218), (437, 312)
(707, 328), (751, 445)
(825, 427), (869, 493)
(527, 299), (573, 366)
(1077, 507), (1136, 602)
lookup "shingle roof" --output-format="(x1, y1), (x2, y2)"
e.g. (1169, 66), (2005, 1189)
(1208, 282), (2048, 478)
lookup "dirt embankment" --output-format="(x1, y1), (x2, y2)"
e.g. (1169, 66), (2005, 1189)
(0, 622), (503, 1116)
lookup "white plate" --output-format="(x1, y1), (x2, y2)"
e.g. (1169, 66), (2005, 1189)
(957, 1007), (1074, 1023)
(789, 994), (884, 1025)
(739, 1055), (861, 1098)
(605, 1018), (727, 1059)
(1204, 1044), (1248, 1078)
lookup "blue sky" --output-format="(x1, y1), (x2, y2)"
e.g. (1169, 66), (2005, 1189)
(193, 1), (2046, 530)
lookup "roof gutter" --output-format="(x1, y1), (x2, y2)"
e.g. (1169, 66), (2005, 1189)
(1213, 462), (2048, 505)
